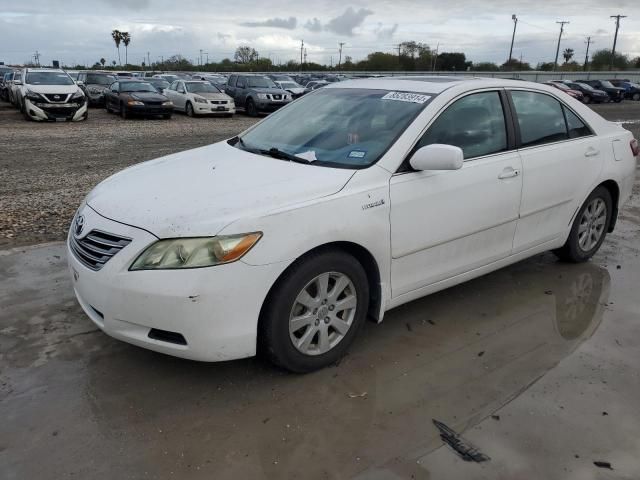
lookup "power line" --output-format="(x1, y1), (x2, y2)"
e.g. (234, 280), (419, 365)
(553, 21), (569, 71)
(610, 14), (627, 70)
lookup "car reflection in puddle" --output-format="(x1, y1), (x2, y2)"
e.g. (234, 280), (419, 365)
(84, 255), (609, 479)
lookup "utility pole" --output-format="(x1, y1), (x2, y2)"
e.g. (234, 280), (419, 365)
(147, 51), (150, 68)
(199, 49), (203, 66)
(33, 50), (41, 67)
(432, 43), (440, 71)
(553, 21), (570, 71)
(508, 14), (518, 62)
(300, 40), (304, 71)
(338, 42), (345, 70)
(304, 48), (307, 65)
(584, 37), (593, 71)
(609, 14), (627, 70)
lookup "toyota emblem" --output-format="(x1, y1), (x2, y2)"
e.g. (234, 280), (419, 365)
(74, 214), (85, 237)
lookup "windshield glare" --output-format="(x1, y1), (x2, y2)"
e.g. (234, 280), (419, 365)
(600, 81), (614, 88)
(120, 82), (157, 92)
(238, 88), (430, 168)
(86, 74), (116, 85)
(186, 82), (220, 93)
(26, 72), (74, 86)
(247, 77), (276, 88)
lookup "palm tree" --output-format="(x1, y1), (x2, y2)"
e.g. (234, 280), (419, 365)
(563, 48), (575, 64)
(121, 32), (131, 66)
(100, 57), (106, 67)
(111, 30), (122, 65)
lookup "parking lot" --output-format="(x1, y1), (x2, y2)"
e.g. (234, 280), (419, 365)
(1, 100), (640, 479)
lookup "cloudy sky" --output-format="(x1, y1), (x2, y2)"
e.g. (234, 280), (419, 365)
(1, 0), (639, 67)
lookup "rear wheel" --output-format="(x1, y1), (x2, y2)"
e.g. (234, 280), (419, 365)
(554, 186), (612, 263)
(260, 250), (370, 373)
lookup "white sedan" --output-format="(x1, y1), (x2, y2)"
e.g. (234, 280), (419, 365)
(163, 80), (235, 117)
(68, 77), (638, 372)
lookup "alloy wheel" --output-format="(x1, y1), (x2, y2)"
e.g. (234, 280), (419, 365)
(289, 272), (357, 356)
(578, 198), (607, 252)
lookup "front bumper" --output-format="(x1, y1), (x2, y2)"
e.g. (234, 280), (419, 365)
(87, 92), (106, 106)
(24, 98), (88, 121)
(126, 104), (174, 116)
(255, 100), (290, 112)
(67, 205), (287, 362)
(193, 101), (236, 115)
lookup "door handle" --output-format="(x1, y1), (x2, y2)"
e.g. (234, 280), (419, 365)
(498, 167), (520, 180)
(585, 147), (600, 157)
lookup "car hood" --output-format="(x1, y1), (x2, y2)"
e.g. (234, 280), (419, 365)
(25, 84), (80, 94)
(285, 87), (305, 94)
(192, 92), (232, 101)
(128, 92), (167, 102)
(86, 141), (355, 238)
(250, 87), (287, 94)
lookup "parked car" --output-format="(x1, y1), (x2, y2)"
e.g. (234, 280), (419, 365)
(608, 79), (640, 101)
(77, 72), (116, 106)
(104, 80), (173, 119)
(576, 80), (625, 102)
(274, 80), (306, 98)
(152, 74), (180, 84)
(224, 74), (291, 116)
(545, 81), (584, 101)
(65, 70), (80, 81)
(67, 78), (638, 372)
(8, 70), (22, 106)
(17, 68), (88, 121)
(146, 78), (170, 94)
(560, 81), (609, 104)
(163, 80), (235, 117)
(0, 71), (16, 101)
(192, 74), (228, 87)
(304, 80), (329, 94)
(268, 74), (294, 83)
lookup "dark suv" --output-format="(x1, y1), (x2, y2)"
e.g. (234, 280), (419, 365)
(575, 80), (625, 103)
(225, 74), (291, 116)
(608, 79), (640, 101)
(77, 72), (117, 106)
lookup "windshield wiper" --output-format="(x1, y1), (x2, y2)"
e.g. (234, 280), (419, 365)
(260, 147), (312, 164)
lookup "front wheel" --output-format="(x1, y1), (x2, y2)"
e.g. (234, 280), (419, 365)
(583, 95), (592, 104)
(186, 102), (195, 117)
(260, 250), (370, 373)
(246, 98), (258, 117)
(632, 93), (640, 101)
(120, 104), (128, 119)
(554, 186), (612, 263)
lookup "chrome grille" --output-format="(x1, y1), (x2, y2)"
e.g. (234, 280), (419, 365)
(70, 230), (131, 271)
(43, 93), (70, 103)
(210, 100), (227, 105)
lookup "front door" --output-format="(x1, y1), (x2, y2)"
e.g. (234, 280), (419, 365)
(390, 90), (523, 297)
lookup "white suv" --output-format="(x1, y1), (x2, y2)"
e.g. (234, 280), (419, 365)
(17, 68), (88, 121)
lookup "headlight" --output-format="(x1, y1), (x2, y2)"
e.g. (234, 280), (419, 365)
(25, 90), (43, 101)
(162, 101), (173, 106)
(71, 90), (85, 100)
(193, 96), (208, 103)
(130, 233), (262, 270)
(127, 100), (144, 106)
(256, 93), (269, 100)
(283, 94), (290, 100)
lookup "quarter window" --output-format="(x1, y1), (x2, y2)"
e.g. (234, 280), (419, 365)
(564, 107), (591, 138)
(511, 91), (568, 147)
(415, 91), (507, 159)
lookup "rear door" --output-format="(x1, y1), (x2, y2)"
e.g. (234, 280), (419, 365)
(508, 89), (604, 253)
(174, 81), (187, 110)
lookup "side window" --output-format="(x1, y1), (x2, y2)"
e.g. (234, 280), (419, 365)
(511, 91), (568, 147)
(415, 91), (507, 160)
(227, 75), (237, 87)
(169, 81), (178, 91)
(236, 77), (247, 88)
(564, 108), (591, 139)
(177, 82), (185, 93)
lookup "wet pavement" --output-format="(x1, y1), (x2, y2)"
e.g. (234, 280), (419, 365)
(2, 186), (639, 479)
(1, 102), (640, 479)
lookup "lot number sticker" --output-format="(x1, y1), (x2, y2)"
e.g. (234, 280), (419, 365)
(382, 92), (431, 104)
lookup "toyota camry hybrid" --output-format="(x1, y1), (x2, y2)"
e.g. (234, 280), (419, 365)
(68, 77), (638, 372)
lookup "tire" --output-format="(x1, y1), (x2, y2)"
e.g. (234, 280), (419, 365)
(120, 104), (128, 119)
(246, 98), (258, 117)
(632, 93), (640, 101)
(583, 95), (591, 104)
(260, 250), (370, 373)
(554, 186), (613, 263)
(615, 98), (623, 103)
(186, 102), (194, 117)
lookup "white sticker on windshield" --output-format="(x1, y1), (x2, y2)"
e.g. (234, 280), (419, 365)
(296, 150), (317, 162)
(381, 91), (431, 104)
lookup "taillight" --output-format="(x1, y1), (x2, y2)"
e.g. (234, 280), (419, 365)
(631, 139), (639, 157)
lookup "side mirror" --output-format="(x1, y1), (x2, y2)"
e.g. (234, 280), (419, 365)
(76, 80), (84, 86)
(14, 80), (22, 85)
(409, 144), (464, 171)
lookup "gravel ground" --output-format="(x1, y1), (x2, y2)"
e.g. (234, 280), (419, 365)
(0, 101), (258, 248)
(1, 99), (639, 249)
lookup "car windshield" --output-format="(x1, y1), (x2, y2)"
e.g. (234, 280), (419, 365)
(599, 81), (615, 89)
(120, 82), (157, 92)
(86, 74), (116, 85)
(161, 75), (179, 83)
(150, 80), (169, 88)
(26, 72), (74, 85)
(279, 82), (299, 89)
(247, 77), (276, 88)
(186, 82), (220, 93)
(237, 88), (431, 168)
(576, 82), (596, 91)
(553, 83), (570, 90)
